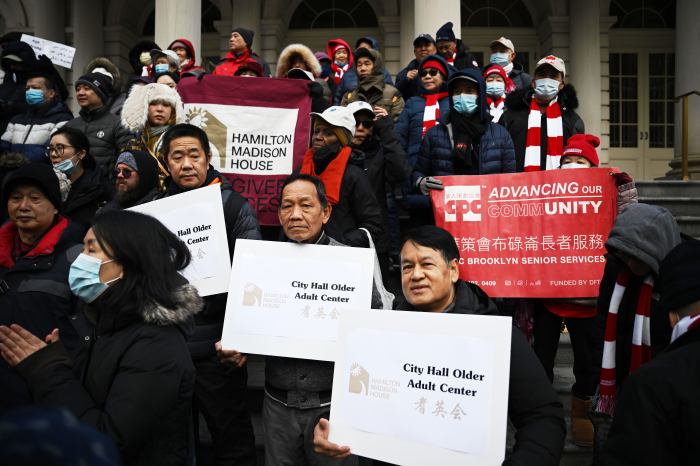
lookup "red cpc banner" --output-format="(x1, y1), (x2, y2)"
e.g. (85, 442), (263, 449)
(178, 76), (312, 225)
(430, 168), (618, 298)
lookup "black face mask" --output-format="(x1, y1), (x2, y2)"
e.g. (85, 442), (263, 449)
(313, 141), (342, 173)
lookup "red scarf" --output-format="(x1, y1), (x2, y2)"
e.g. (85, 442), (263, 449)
(331, 62), (349, 86)
(300, 146), (353, 205)
(595, 271), (653, 416)
(421, 92), (449, 138)
(524, 96), (563, 172)
(486, 95), (506, 123)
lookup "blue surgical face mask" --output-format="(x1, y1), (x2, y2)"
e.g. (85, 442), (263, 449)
(25, 89), (45, 105)
(534, 78), (561, 100)
(154, 63), (169, 74)
(490, 52), (510, 67)
(69, 253), (121, 303)
(54, 156), (78, 176)
(453, 94), (479, 115)
(486, 81), (505, 97)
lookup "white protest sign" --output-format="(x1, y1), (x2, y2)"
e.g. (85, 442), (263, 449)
(329, 310), (512, 466)
(129, 184), (230, 296)
(20, 34), (75, 69)
(185, 104), (298, 175)
(221, 239), (374, 361)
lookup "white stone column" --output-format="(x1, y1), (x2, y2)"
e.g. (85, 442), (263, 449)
(31, 0), (65, 42)
(670, 0), (700, 178)
(399, 0), (414, 66)
(155, 0), (201, 62)
(379, 16), (401, 76)
(232, 0), (261, 55)
(568, 0), (601, 138)
(414, 0), (460, 44)
(72, 0), (104, 76)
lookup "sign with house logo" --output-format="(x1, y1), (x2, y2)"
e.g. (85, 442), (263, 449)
(221, 239), (374, 361)
(329, 310), (512, 466)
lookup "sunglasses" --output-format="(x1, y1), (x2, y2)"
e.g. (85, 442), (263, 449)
(114, 167), (135, 179)
(356, 119), (374, 129)
(419, 68), (441, 78)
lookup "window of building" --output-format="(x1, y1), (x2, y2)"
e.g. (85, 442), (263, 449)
(610, 0), (675, 28)
(609, 53), (639, 148)
(648, 53), (675, 148)
(461, 0), (533, 27)
(289, 0), (378, 29)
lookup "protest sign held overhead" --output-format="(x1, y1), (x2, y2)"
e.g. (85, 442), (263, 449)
(178, 76), (312, 225)
(20, 34), (76, 68)
(129, 184), (230, 297)
(329, 310), (512, 466)
(221, 239), (374, 361)
(431, 168), (617, 298)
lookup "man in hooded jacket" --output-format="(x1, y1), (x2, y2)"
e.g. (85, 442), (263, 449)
(333, 36), (393, 105)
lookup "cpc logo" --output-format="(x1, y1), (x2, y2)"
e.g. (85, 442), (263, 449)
(444, 186), (482, 222)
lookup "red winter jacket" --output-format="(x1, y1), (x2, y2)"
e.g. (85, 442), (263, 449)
(167, 37), (205, 77)
(213, 49), (270, 77)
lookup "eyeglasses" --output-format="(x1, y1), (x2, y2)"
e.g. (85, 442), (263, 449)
(355, 119), (374, 129)
(419, 68), (440, 78)
(114, 167), (135, 179)
(45, 144), (75, 157)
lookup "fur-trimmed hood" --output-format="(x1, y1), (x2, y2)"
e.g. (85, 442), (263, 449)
(121, 83), (186, 132)
(141, 283), (204, 326)
(276, 43), (321, 78)
(84, 57), (123, 93)
(505, 83), (579, 112)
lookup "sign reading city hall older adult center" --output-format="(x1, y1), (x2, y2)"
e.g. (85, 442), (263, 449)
(221, 240), (374, 361)
(431, 168), (617, 298)
(178, 76), (312, 226)
(329, 310), (512, 466)
(129, 184), (230, 297)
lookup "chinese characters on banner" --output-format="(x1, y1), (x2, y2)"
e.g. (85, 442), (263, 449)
(177, 76), (312, 226)
(430, 168), (618, 298)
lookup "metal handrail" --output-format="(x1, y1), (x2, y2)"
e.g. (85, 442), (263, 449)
(675, 91), (700, 181)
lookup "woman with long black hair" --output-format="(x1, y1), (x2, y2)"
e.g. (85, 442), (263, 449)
(0, 209), (202, 466)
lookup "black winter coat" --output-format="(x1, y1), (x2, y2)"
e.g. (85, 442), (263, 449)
(0, 217), (84, 412)
(350, 117), (410, 252)
(499, 84), (584, 172)
(508, 62), (532, 90)
(0, 41), (37, 133)
(15, 284), (202, 466)
(397, 280), (566, 466)
(161, 166), (262, 359)
(600, 325), (700, 466)
(63, 167), (111, 229)
(65, 106), (133, 176)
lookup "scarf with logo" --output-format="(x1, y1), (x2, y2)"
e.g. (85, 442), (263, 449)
(300, 145), (353, 205)
(421, 92), (449, 138)
(594, 271), (653, 415)
(524, 96), (563, 171)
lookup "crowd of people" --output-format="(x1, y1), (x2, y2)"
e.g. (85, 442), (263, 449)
(0, 19), (696, 466)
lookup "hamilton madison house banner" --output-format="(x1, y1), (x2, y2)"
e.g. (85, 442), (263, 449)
(178, 75), (312, 225)
(431, 168), (618, 298)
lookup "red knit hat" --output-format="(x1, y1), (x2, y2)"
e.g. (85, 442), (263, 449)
(419, 58), (447, 77)
(483, 64), (515, 93)
(563, 134), (600, 167)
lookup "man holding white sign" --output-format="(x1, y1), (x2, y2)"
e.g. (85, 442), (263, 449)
(219, 173), (385, 466)
(314, 226), (565, 465)
(159, 124), (261, 466)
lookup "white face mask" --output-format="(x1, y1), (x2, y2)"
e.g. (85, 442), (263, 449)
(560, 163), (588, 170)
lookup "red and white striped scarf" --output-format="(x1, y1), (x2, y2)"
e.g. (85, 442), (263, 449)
(670, 314), (700, 343)
(487, 96), (506, 123)
(595, 271), (653, 415)
(331, 63), (349, 85)
(421, 92), (449, 138)
(524, 96), (563, 172)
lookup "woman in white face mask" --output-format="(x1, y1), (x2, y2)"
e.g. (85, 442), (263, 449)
(47, 126), (110, 229)
(0, 209), (203, 466)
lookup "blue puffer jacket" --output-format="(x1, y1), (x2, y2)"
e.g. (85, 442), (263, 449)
(413, 68), (515, 181)
(395, 54), (451, 209)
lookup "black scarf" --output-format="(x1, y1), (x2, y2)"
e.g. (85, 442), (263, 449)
(450, 111), (486, 173)
(312, 141), (342, 174)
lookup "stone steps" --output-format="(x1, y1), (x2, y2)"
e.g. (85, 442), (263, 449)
(635, 181), (700, 238)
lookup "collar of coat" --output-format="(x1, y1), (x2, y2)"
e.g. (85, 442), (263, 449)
(0, 216), (69, 268)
